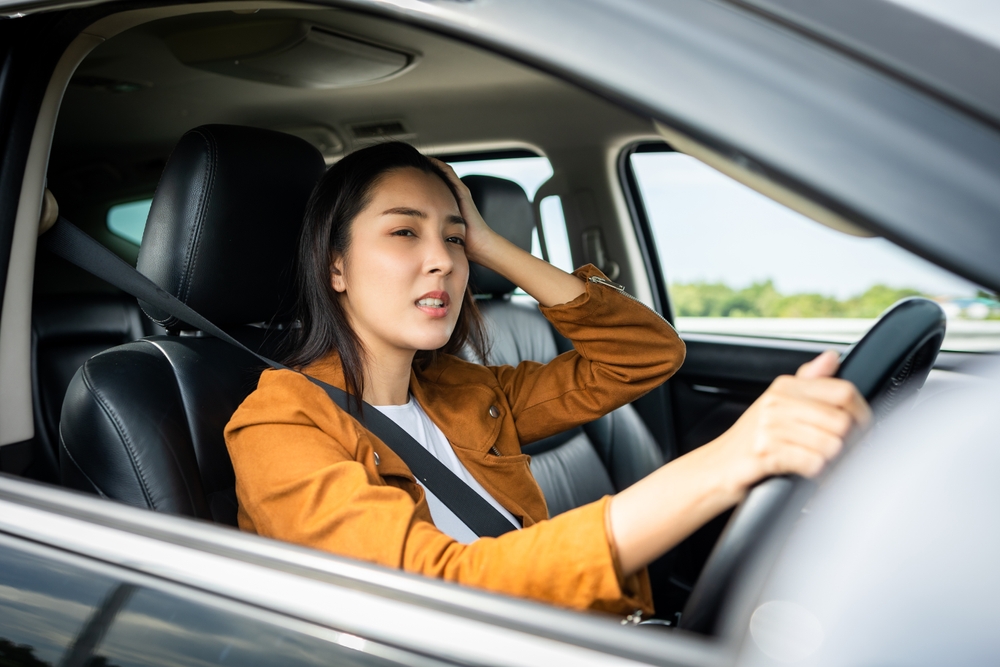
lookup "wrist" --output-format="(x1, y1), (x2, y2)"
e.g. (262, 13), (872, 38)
(466, 228), (508, 268)
(699, 435), (756, 507)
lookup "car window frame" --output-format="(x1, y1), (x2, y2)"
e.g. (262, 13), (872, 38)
(0, 531), (458, 667)
(0, 474), (728, 667)
(618, 141), (676, 324)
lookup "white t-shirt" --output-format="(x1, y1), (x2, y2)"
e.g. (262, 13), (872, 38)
(373, 396), (520, 544)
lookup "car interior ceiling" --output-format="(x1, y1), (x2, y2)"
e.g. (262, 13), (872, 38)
(26, 3), (726, 621)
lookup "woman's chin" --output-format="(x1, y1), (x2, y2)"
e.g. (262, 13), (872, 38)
(407, 330), (456, 353)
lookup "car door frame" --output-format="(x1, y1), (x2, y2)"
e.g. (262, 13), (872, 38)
(0, 474), (727, 667)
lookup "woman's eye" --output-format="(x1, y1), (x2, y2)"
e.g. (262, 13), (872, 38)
(447, 236), (466, 246)
(391, 229), (416, 237)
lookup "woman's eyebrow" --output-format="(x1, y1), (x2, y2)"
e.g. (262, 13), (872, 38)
(381, 207), (466, 226)
(381, 206), (425, 218)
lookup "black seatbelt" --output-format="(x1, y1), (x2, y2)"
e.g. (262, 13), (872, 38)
(41, 217), (517, 539)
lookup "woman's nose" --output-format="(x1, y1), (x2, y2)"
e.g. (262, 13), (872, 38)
(425, 237), (454, 275)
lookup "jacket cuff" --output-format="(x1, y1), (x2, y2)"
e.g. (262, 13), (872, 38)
(538, 264), (612, 318)
(598, 496), (655, 616)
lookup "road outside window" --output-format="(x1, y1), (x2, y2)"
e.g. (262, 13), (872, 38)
(630, 150), (1000, 352)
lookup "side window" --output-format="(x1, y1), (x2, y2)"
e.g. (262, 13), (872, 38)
(628, 146), (1000, 352)
(0, 538), (116, 666)
(448, 155), (574, 274)
(0, 538), (444, 667)
(107, 199), (152, 246)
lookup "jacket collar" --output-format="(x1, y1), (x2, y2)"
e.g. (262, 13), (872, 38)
(303, 351), (503, 453)
(300, 351), (529, 523)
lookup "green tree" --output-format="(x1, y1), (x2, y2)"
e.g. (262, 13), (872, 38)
(669, 281), (927, 318)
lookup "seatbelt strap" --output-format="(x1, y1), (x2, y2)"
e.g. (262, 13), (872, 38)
(41, 217), (518, 539)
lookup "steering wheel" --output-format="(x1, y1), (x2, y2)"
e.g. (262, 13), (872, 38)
(677, 298), (946, 635)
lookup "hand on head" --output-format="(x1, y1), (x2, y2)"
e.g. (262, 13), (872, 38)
(429, 158), (499, 264)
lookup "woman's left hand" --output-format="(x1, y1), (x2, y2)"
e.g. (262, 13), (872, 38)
(430, 157), (586, 306)
(430, 158), (498, 265)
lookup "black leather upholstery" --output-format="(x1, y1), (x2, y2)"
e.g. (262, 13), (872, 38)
(30, 294), (158, 481)
(59, 125), (326, 524)
(465, 175), (535, 297)
(461, 175), (665, 517)
(138, 124), (323, 330)
(60, 337), (264, 524)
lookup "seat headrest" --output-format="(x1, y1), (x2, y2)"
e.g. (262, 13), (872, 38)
(137, 125), (326, 330)
(462, 175), (535, 297)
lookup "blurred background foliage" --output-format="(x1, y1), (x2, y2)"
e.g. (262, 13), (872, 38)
(670, 280), (938, 318)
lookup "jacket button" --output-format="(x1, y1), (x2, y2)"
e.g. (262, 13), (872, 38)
(489, 405), (500, 418)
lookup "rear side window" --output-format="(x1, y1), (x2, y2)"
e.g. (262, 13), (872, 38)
(107, 199), (152, 245)
(627, 145), (1000, 352)
(448, 155), (573, 274)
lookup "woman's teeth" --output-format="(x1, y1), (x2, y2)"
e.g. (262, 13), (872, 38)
(417, 298), (445, 308)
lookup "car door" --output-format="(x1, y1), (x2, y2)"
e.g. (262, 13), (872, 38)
(0, 532), (452, 667)
(618, 140), (1000, 612)
(0, 473), (726, 667)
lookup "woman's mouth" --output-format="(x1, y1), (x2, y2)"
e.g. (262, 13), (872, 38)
(415, 291), (450, 318)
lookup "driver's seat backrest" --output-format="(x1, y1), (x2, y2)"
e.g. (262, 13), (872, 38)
(462, 175), (665, 516)
(58, 125), (326, 525)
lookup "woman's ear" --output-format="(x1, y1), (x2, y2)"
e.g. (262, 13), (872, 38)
(330, 253), (347, 293)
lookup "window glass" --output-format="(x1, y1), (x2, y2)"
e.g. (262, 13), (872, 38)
(0, 537), (443, 667)
(92, 587), (415, 667)
(539, 196), (574, 274)
(630, 149), (1000, 352)
(449, 157), (574, 274)
(0, 538), (115, 665)
(107, 199), (153, 245)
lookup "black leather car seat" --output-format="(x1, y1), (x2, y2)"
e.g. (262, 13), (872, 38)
(461, 175), (665, 516)
(30, 293), (160, 482)
(58, 125), (325, 525)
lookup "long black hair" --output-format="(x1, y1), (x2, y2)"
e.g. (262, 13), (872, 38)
(284, 142), (490, 405)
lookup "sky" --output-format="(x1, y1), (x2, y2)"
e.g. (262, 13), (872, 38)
(887, 0), (1000, 48)
(631, 153), (983, 299)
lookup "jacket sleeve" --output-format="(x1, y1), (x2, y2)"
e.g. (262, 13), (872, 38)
(225, 369), (652, 614)
(490, 264), (685, 445)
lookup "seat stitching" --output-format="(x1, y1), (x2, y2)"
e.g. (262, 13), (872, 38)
(145, 339), (213, 513)
(179, 129), (217, 305)
(79, 357), (156, 509)
(57, 434), (108, 498)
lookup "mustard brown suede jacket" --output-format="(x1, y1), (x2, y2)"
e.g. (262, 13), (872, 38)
(224, 265), (686, 614)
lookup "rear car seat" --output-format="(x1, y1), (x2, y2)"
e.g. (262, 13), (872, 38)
(461, 175), (665, 517)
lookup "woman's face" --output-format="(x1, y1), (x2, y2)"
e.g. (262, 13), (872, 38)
(331, 167), (469, 358)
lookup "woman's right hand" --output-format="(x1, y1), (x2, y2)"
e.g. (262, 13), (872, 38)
(609, 350), (871, 576)
(706, 349), (871, 501)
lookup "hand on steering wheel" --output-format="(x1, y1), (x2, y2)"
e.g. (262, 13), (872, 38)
(679, 298), (946, 635)
(709, 351), (871, 496)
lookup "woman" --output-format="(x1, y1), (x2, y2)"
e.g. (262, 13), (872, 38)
(225, 142), (870, 615)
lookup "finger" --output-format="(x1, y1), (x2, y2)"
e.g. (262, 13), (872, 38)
(796, 350), (840, 379)
(763, 393), (857, 442)
(773, 376), (872, 428)
(763, 440), (829, 478)
(430, 157), (460, 180)
(767, 419), (846, 460)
